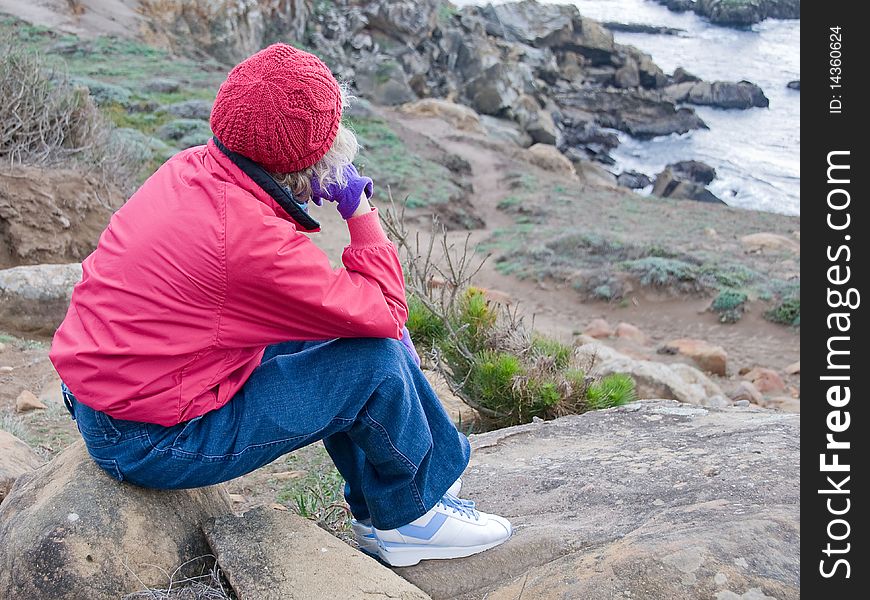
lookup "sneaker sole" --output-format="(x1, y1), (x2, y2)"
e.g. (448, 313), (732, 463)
(376, 535), (511, 567)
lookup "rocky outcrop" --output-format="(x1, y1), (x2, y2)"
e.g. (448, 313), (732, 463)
(400, 400), (800, 599)
(204, 506), (430, 600)
(0, 263), (82, 336)
(663, 337), (728, 376)
(0, 442), (232, 600)
(398, 99), (484, 132)
(653, 161), (724, 204)
(0, 431), (41, 504)
(616, 170), (652, 189)
(654, 0), (800, 26)
(0, 167), (122, 269)
(139, 0), (310, 65)
(663, 80), (769, 109)
(575, 341), (728, 407)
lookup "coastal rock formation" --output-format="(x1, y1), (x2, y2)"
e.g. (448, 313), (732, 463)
(654, 0), (800, 26)
(663, 80), (769, 109)
(653, 161), (724, 204)
(400, 400), (800, 599)
(0, 442), (232, 600)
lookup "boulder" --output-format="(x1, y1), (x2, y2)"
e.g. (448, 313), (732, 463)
(614, 58), (640, 89)
(0, 442), (232, 599)
(0, 263), (82, 337)
(360, 0), (440, 47)
(663, 338), (728, 376)
(584, 318), (614, 339)
(784, 361), (800, 375)
(479, 115), (534, 148)
(787, 80), (800, 91)
(663, 80), (769, 109)
(652, 166), (724, 204)
(355, 59), (418, 106)
(615, 322), (648, 343)
(670, 160), (717, 185)
(744, 367), (786, 394)
(673, 67), (701, 83)
(400, 400), (799, 599)
(523, 144), (576, 177)
(512, 95), (559, 145)
(730, 381), (764, 405)
(740, 233), (800, 254)
(0, 167), (122, 269)
(554, 88), (707, 139)
(398, 99), (484, 132)
(15, 390), (47, 413)
(616, 170), (652, 189)
(463, 63), (525, 116)
(204, 506), (430, 600)
(576, 340), (726, 406)
(0, 431), (41, 504)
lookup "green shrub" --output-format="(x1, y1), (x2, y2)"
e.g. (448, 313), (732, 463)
(622, 257), (699, 287)
(586, 374), (636, 410)
(765, 296), (800, 326)
(711, 289), (748, 323)
(530, 336), (573, 369)
(406, 295), (447, 349)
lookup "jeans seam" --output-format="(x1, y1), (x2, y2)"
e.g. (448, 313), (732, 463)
(164, 434), (310, 462)
(361, 408), (419, 473)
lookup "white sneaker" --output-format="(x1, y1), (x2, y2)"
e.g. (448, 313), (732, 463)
(352, 478), (463, 555)
(373, 493), (512, 567)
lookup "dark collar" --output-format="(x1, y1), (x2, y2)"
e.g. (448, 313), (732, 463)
(212, 136), (321, 232)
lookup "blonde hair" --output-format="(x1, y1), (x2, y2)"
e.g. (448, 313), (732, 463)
(273, 82), (361, 201)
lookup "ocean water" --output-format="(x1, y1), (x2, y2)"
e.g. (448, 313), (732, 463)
(452, 0), (801, 216)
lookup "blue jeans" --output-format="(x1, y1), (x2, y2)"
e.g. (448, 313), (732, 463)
(62, 338), (471, 530)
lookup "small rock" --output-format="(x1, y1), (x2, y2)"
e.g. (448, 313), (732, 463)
(787, 80), (800, 91)
(15, 391), (46, 413)
(585, 318), (614, 339)
(706, 394), (732, 408)
(744, 367), (786, 394)
(615, 322), (648, 344)
(730, 381), (763, 405)
(228, 493), (246, 503)
(0, 366), (13, 373)
(663, 338), (728, 376)
(784, 361), (800, 375)
(761, 396), (800, 413)
(734, 399), (751, 407)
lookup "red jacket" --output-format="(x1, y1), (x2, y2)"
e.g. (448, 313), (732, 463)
(49, 139), (408, 426)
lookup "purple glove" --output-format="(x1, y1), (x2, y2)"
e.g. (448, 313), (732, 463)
(400, 326), (421, 367)
(310, 163), (373, 220)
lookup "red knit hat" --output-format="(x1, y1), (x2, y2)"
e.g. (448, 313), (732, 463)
(210, 43), (343, 173)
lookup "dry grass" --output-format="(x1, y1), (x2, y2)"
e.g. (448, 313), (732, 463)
(0, 38), (139, 193)
(122, 557), (234, 600)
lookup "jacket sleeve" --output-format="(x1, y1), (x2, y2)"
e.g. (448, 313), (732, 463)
(218, 202), (408, 347)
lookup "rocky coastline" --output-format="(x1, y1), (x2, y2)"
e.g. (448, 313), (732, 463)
(653, 0), (800, 26)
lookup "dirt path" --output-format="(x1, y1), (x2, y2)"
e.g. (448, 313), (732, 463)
(374, 106), (800, 392)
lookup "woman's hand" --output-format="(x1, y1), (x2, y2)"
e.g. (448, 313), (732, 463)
(310, 164), (373, 220)
(400, 326), (421, 367)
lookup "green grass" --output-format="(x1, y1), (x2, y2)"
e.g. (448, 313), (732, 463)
(348, 116), (462, 208)
(274, 445), (350, 536)
(711, 289), (748, 323)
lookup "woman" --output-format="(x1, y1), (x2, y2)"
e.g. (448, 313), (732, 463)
(49, 43), (511, 568)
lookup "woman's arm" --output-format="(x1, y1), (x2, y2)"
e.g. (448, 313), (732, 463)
(217, 188), (407, 347)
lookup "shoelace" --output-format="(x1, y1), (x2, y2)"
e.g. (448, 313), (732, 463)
(440, 492), (480, 521)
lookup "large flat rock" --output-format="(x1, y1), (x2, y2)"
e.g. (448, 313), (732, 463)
(398, 400), (799, 600)
(203, 506), (431, 600)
